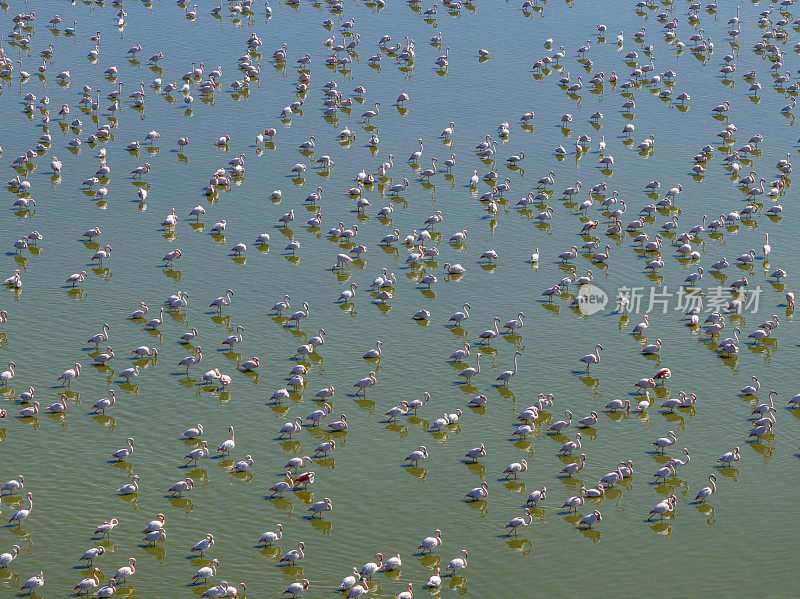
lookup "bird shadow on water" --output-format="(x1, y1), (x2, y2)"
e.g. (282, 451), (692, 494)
(502, 538), (533, 555)
(142, 545), (167, 564)
(579, 528), (602, 543)
(447, 575), (467, 591)
(695, 503), (716, 525)
(502, 481), (527, 494)
(465, 499), (487, 516)
(306, 518), (332, 536)
(745, 439), (773, 458)
(352, 398), (375, 413)
(403, 466), (428, 481)
(714, 467), (739, 481)
(167, 497), (194, 514)
(512, 439), (533, 452)
(257, 546), (281, 560)
(464, 462), (485, 478)
(265, 497), (294, 517)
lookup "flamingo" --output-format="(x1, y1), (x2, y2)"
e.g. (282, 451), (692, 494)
(91, 245), (112, 266)
(184, 441), (209, 467)
(632, 315), (650, 334)
(505, 508), (533, 536)
(559, 433), (583, 455)
(404, 446), (428, 467)
(717, 447), (740, 467)
(8, 492), (33, 526)
(496, 350), (522, 386)
(503, 459), (528, 480)
(239, 356), (260, 372)
(191, 534), (215, 557)
(578, 411), (599, 427)
(579, 510), (602, 529)
(143, 514), (166, 534)
(653, 462), (677, 483)
(527, 487), (547, 506)
(1, 475), (24, 495)
(739, 376), (760, 395)
(210, 289), (234, 314)
(444, 550), (468, 575)
(93, 579), (117, 598)
(18, 387), (34, 403)
(548, 410), (573, 434)
(118, 366), (139, 383)
(648, 495), (677, 521)
(359, 554), (382, 580)
(0, 361), (15, 387)
(0, 544), (20, 568)
(420, 157), (437, 181)
(694, 474), (717, 503)
(278, 418), (303, 439)
(45, 394), (69, 414)
(409, 139), (424, 162)
(179, 347), (202, 374)
(752, 390), (778, 415)
(418, 529), (442, 553)
(327, 414), (348, 432)
(93, 346), (115, 366)
(129, 302), (148, 319)
(582, 484), (605, 499)
(651, 430), (677, 453)
(271, 295), (291, 315)
(142, 529), (167, 547)
(560, 453), (586, 477)
(117, 476), (140, 495)
(268, 473), (294, 497)
(218, 426), (235, 454)
(256, 523), (283, 546)
(458, 352), (481, 384)
(230, 454), (254, 472)
(353, 371), (377, 395)
(94, 518), (119, 539)
(579, 344), (603, 371)
(338, 568), (360, 591)
(110, 438), (135, 461)
(383, 554), (402, 572)
(221, 326), (244, 350)
(464, 443), (486, 462)
(605, 399), (630, 413)
(21, 572), (45, 595)
(279, 542), (305, 565)
(363, 341), (382, 359)
(287, 302), (310, 328)
(132, 346), (158, 359)
(16, 402), (39, 418)
(426, 568), (441, 588)
(202, 582), (230, 599)
(111, 558), (136, 584)
(58, 363), (82, 387)
(67, 271), (90, 289)
(144, 308), (164, 330)
(193, 559), (219, 585)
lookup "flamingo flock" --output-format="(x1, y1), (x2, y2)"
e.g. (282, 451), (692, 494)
(0, 0), (799, 596)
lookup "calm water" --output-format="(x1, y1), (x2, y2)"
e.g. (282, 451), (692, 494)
(0, 0), (798, 596)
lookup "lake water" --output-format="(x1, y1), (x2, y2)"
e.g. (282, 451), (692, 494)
(0, 0), (798, 596)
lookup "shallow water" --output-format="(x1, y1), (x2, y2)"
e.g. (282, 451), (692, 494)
(0, 0), (798, 596)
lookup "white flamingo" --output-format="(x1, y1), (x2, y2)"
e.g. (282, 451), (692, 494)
(694, 474), (717, 503)
(579, 344), (603, 372)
